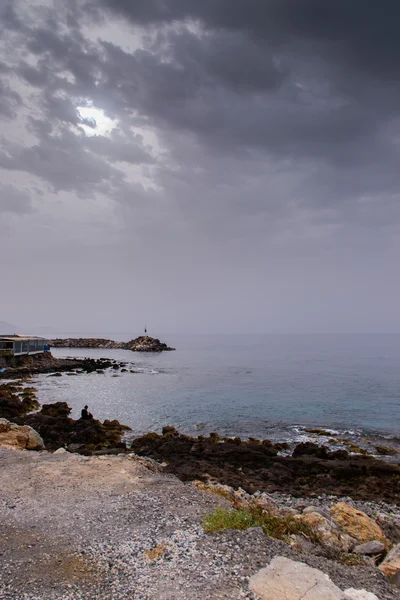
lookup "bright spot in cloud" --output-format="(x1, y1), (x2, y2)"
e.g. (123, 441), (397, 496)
(77, 104), (118, 136)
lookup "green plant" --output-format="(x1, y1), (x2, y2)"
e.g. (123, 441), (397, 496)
(202, 508), (259, 533)
(202, 507), (321, 543)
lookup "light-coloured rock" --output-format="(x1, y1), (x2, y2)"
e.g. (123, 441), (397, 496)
(193, 481), (279, 513)
(54, 447), (68, 454)
(288, 534), (316, 553)
(249, 556), (345, 600)
(378, 543), (400, 584)
(303, 505), (332, 520)
(344, 589), (379, 600)
(0, 418), (44, 451)
(330, 502), (389, 548)
(127, 453), (164, 473)
(296, 512), (356, 552)
(353, 541), (385, 556)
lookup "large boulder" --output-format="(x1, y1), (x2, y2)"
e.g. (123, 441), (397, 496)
(378, 543), (400, 585)
(249, 557), (345, 599)
(0, 418), (44, 450)
(330, 502), (390, 548)
(296, 512), (356, 552)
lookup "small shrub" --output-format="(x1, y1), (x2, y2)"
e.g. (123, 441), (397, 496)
(203, 508), (259, 533)
(202, 507), (321, 543)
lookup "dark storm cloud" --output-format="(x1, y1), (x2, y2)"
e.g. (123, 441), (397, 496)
(97, 0), (400, 81)
(1, 0), (400, 207)
(1, 0), (400, 334)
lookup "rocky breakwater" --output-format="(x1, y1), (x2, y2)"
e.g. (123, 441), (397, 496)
(49, 338), (121, 349)
(121, 336), (175, 352)
(0, 381), (131, 453)
(49, 335), (175, 352)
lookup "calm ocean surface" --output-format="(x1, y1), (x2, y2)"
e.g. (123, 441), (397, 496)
(34, 334), (400, 443)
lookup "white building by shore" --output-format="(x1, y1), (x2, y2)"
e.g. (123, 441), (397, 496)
(0, 334), (47, 357)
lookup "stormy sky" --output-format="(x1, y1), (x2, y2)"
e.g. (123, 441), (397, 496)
(1, 0), (400, 334)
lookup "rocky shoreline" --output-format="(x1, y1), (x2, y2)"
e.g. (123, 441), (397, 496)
(1, 380), (399, 503)
(0, 352), (130, 380)
(1, 448), (398, 600)
(1, 376), (400, 598)
(49, 335), (175, 352)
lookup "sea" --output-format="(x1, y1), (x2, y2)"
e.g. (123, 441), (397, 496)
(32, 334), (400, 450)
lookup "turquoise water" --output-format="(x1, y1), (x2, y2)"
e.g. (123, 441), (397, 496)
(34, 334), (400, 441)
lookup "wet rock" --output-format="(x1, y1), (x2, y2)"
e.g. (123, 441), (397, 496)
(0, 418), (44, 451)
(249, 556), (345, 599)
(330, 503), (390, 548)
(378, 543), (400, 585)
(40, 402), (71, 417)
(375, 445), (398, 456)
(292, 442), (329, 459)
(353, 541), (386, 556)
(24, 403), (128, 452)
(130, 430), (400, 502)
(162, 426), (179, 436)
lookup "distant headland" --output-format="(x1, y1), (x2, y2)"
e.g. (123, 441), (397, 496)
(49, 336), (175, 352)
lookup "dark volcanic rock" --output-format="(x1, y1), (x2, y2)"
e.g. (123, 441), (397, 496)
(0, 383), (39, 423)
(0, 352), (118, 379)
(0, 383), (131, 453)
(130, 430), (400, 503)
(25, 406), (131, 452)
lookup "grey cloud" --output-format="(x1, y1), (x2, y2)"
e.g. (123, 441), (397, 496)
(97, 0), (400, 81)
(0, 184), (33, 214)
(0, 79), (23, 119)
(0, 130), (124, 195)
(1, 0), (400, 334)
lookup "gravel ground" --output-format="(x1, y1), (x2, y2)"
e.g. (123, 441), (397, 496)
(0, 448), (399, 600)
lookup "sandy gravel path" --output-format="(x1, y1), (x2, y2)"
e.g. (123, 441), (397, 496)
(0, 449), (399, 600)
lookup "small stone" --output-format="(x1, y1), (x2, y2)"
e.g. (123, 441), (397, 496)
(303, 505), (331, 520)
(353, 541), (385, 556)
(378, 543), (400, 584)
(54, 448), (68, 454)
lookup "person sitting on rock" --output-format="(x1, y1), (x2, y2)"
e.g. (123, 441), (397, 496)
(81, 405), (93, 420)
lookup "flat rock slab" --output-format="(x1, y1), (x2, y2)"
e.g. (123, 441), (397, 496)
(249, 556), (346, 599)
